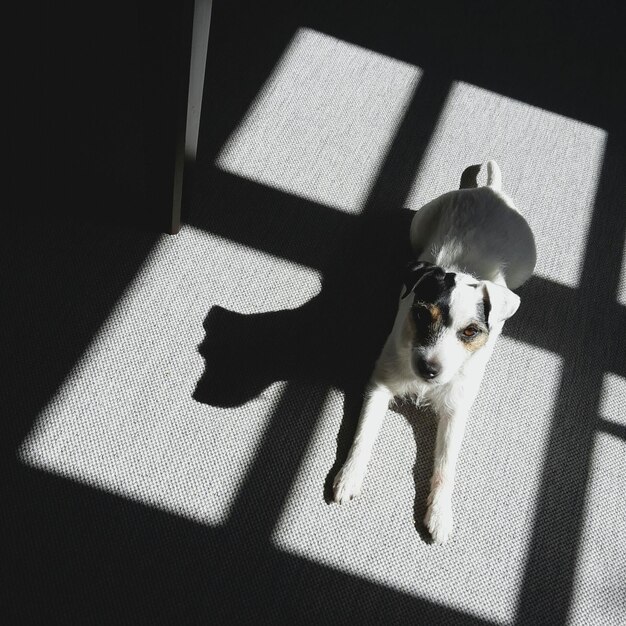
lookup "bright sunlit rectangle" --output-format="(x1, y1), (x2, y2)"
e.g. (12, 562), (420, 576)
(216, 28), (422, 213)
(18, 226), (321, 527)
(568, 373), (626, 626)
(404, 81), (607, 290)
(273, 338), (564, 625)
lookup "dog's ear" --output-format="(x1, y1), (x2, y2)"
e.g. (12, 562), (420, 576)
(481, 281), (520, 325)
(401, 261), (435, 299)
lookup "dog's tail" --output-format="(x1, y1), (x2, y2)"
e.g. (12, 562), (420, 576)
(485, 160), (502, 191)
(459, 160), (502, 191)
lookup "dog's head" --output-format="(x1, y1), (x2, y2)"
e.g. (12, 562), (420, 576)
(401, 261), (520, 385)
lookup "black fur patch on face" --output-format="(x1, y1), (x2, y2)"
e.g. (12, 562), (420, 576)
(412, 267), (455, 322)
(410, 268), (456, 345)
(482, 291), (492, 327)
(411, 303), (443, 345)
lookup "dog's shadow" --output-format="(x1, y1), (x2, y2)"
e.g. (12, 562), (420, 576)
(193, 209), (436, 537)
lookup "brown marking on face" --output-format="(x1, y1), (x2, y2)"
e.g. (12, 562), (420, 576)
(429, 305), (442, 322)
(410, 303), (446, 348)
(462, 327), (489, 352)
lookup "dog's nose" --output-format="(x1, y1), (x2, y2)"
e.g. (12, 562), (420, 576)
(416, 358), (441, 380)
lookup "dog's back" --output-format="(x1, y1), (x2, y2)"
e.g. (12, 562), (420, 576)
(410, 161), (536, 289)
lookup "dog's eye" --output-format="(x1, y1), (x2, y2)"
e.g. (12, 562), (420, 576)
(462, 326), (478, 338)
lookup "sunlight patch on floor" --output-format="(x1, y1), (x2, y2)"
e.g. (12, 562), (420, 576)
(404, 81), (607, 290)
(568, 374), (626, 626)
(18, 225), (321, 526)
(216, 28), (422, 214)
(599, 373), (626, 430)
(272, 338), (563, 626)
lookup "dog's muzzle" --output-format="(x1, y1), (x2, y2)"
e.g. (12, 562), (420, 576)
(414, 355), (441, 381)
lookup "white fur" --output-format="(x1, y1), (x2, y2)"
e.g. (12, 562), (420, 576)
(332, 161), (536, 544)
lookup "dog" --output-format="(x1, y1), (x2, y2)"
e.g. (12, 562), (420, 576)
(332, 161), (536, 544)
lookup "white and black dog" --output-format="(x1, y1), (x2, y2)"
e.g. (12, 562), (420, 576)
(332, 161), (536, 544)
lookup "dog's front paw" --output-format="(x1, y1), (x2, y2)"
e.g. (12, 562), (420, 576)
(424, 500), (454, 544)
(332, 463), (365, 504)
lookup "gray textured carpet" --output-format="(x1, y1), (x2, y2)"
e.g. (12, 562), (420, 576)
(7, 3), (626, 624)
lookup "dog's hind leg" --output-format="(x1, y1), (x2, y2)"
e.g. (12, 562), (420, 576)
(332, 383), (392, 504)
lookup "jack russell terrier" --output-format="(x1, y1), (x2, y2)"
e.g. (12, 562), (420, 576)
(332, 161), (537, 544)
